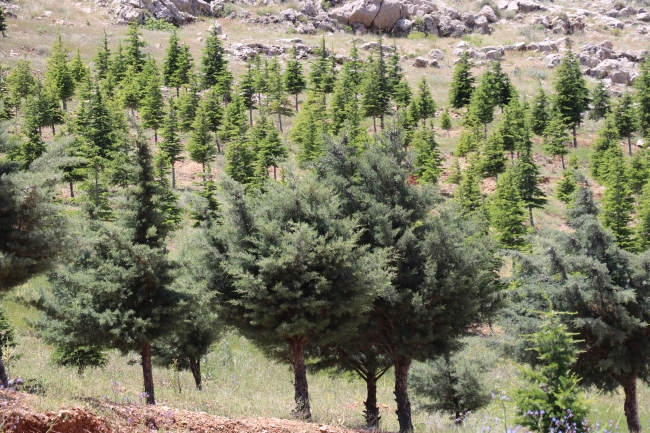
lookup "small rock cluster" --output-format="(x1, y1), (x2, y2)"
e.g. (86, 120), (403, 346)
(107, 0), (212, 25)
(245, 4), (342, 35)
(224, 40), (314, 61)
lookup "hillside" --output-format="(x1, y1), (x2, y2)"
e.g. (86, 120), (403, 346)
(2, 0), (650, 432)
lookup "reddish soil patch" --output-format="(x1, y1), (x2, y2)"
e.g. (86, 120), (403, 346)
(0, 391), (365, 433)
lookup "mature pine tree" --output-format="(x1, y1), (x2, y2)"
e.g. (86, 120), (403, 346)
(514, 140), (547, 227)
(109, 42), (127, 84)
(253, 57), (270, 107)
(330, 53), (363, 135)
(200, 27), (232, 92)
(393, 77), (412, 111)
(360, 42), (390, 130)
(69, 49), (88, 84)
(31, 136), (180, 406)
(224, 135), (256, 186)
(140, 63), (165, 142)
(34, 80), (64, 135)
(529, 88), (550, 137)
(175, 45), (194, 92)
(187, 100), (216, 173)
(449, 52), (474, 109)
(636, 181), (650, 251)
(125, 22), (146, 72)
(177, 82), (200, 132)
(498, 97), (527, 159)
(118, 65), (141, 117)
(448, 157), (462, 184)
(219, 92), (249, 145)
(486, 60), (515, 110)
(284, 45), (307, 112)
(267, 57), (292, 132)
(614, 91), (637, 156)
(553, 50), (590, 148)
(316, 134), (503, 432)
(590, 114), (619, 182)
(292, 99), (324, 167)
(9, 94), (46, 169)
(415, 77), (436, 127)
(440, 108), (452, 137)
(489, 167), (527, 249)
(479, 132), (506, 180)
(309, 36), (336, 104)
(601, 151), (635, 250)
(200, 86), (224, 153)
(412, 128), (442, 184)
(94, 31), (111, 80)
(6, 59), (35, 114)
(468, 72), (496, 138)
(629, 151), (649, 195)
(511, 195), (650, 433)
(160, 98), (183, 189)
(240, 62), (256, 126)
(162, 31), (181, 93)
(45, 33), (75, 111)
(0, 6), (7, 38)
(543, 108), (570, 169)
(252, 116), (287, 180)
(589, 80), (610, 121)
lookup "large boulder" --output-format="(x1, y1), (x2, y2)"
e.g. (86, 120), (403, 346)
(371, 0), (403, 29)
(329, 0), (382, 27)
(109, 0), (210, 24)
(480, 4), (498, 22)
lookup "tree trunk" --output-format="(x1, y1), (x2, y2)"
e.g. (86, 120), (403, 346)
(380, 114), (385, 130)
(572, 123), (577, 148)
(176, 87), (180, 97)
(141, 342), (156, 405)
(273, 165), (277, 180)
(215, 137), (221, 154)
(0, 358), (8, 389)
(484, 123), (487, 140)
(373, 117), (377, 134)
(291, 340), (311, 421)
(69, 181), (74, 198)
(171, 164), (176, 190)
(295, 93), (299, 112)
(629, 135), (633, 156)
(249, 106), (253, 127)
(510, 149), (514, 161)
(624, 374), (642, 433)
(51, 124), (56, 135)
(364, 373), (380, 428)
(202, 161), (205, 174)
(278, 111), (283, 132)
(394, 357), (413, 433)
(529, 206), (534, 227)
(189, 356), (202, 391)
(154, 130), (158, 143)
(62, 99), (67, 112)
(561, 154), (565, 170)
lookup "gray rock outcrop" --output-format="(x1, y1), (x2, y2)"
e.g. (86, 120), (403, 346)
(109, 0), (211, 25)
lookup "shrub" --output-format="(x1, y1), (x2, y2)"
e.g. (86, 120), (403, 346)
(142, 17), (177, 32)
(408, 31), (427, 40)
(51, 345), (109, 375)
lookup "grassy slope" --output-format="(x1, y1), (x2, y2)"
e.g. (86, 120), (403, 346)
(3, 0), (650, 431)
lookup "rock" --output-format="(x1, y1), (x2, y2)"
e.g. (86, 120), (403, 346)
(514, 41), (527, 50)
(609, 69), (631, 84)
(637, 12), (650, 21)
(412, 56), (429, 67)
(109, 0), (209, 25)
(43, 10), (53, 17)
(507, 1), (519, 12)
(277, 38), (302, 44)
(300, 0), (321, 17)
(352, 22), (367, 34)
(207, 20), (222, 34)
(497, 0), (510, 10)
(296, 22), (316, 34)
(637, 139), (645, 148)
(371, 0), (403, 30)
(517, 0), (546, 13)
(485, 50), (500, 59)
(480, 4), (498, 23)
(277, 9), (302, 23)
(329, 0), (382, 27)
(394, 17), (413, 34)
(474, 14), (488, 26)
(428, 48), (444, 60)
(545, 53), (562, 68)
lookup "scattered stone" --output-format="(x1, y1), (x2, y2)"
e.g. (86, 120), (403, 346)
(296, 22), (316, 34)
(428, 49), (444, 60)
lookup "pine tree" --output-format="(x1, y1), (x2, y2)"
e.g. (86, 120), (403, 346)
(543, 108), (570, 169)
(140, 62), (165, 142)
(177, 82), (199, 132)
(118, 65), (141, 117)
(636, 181), (650, 251)
(268, 57), (292, 132)
(456, 164), (483, 215)
(9, 94), (46, 169)
(514, 143), (547, 227)
(393, 77), (412, 111)
(330, 54), (363, 135)
(292, 99), (324, 167)
(201, 86), (224, 154)
(240, 62), (256, 126)
(589, 80), (610, 121)
(125, 22), (146, 72)
(34, 80), (64, 135)
(415, 77), (436, 127)
(468, 72), (496, 138)
(479, 132), (506, 180)
(455, 129), (479, 157)
(200, 27), (231, 92)
(6, 60), (35, 114)
(253, 57), (270, 108)
(0, 6), (7, 38)
(629, 151), (649, 195)
(556, 169), (577, 203)
(309, 36), (336, 104)
(224, 135), (256, 186)
(412, 128), (442, 184)
(449, 52), (474, 109)
(361, 47), (390, 132)
(601, 151), (635, 250)
(614, 91), (637, 156)
(31, 136), (180, 406)
(590, 114), (619, 182)
(162, 31), (181, 92)
(252, 116), (287, 180)
(69, 49), (88, 84)
(553, 50), (590, 148)
(93, 31), (111, 80)
(284, 45), (307, 112)
(486, 60), (515, 110)
(529, 87), (550, 137)
(45, 33), (75, 111)
(489, 167), (527, 249)
(160, 98), (183, 189)
(219, 92), (248, 145)
(187, 101), (216, 173)
(636, 57), (650, 137)
(109, 42), (127, 83)
(440, 108), (452, 137)
(174, 44), (194, 93)
(498, 97), (527, 159)
(448, 157), (462, 184)
(513, 305), (589, 433)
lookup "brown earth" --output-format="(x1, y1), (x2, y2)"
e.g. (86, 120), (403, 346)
(0, 391), (366, 433)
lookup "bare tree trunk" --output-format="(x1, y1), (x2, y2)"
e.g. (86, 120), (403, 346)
(572, 123), (577, 148)
(62, 99), (67, 112)
(0, 358), (8, 389)
(373, 117), (377, 134)
(295, 93), (299, 112)
(215, 137), (221, 154)
(69, 181), (74, 198)
(394, 357), (413, 433)
(364, 373), (380, 428)
(189, 356), (202, 391)
(249, 106), (253, 127)
(380, 114), (385, 130)
(278, 111), (283, 133)
(624, 374), (642, 433)
(291, 340), (311, 421)
(484, 123), (487, 139)
(176, 87), (180, 97)
(51, 124), (56, 135)
(273, 165), (277, 180)
(141, 342), (156, 405)
(154, 130), (158, 143)
(561, 154), (565, 170)
(529, 206), (534, 227)
(629, 135), (633, 156)
(171, 164), (176, 190)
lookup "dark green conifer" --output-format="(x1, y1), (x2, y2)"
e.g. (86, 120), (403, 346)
(268, 57), (292, 132)
(6, 59), (35, 114)
(478, 132), (506, 180)
(125, 22), (146, 72)
(635, 57), (650, 137)
(309, 36), (336, 103)
(45, 33), (75, 111)
(140, 63), (165, 142)
(543, 108), (570, 169)
(187, 100), (216, 173)
(468, 72), (496, 138)
(589, 80), (610, 121)
(440, 108), (452, 137)
(177, 82), (199, 132)
(200, 27), (232, 92)
(601, 149), (635, 250)
(0, 6), (7, 38)
(93, 31), (111, 80)
(284, 45), (307, 112)
(489, 167), (527, 249)
(590, 114), (619, 182)
(529, 87), (550, 137)
(556, 169), (577, 203)
(240, 62), (256, 126)
(614, 91), (637, 156)
(415, 77), (436, 127)
(412, 128), (442, 184)
(449, 52), (474, 109)
(636, 181), (650, 251)
(514, 141), (547, 227)
(69, 49), (88, 84)
(218, 92), (248, 145)
(553, 49), (590, 148)
(162, 31), (182, 94)
(360, 41), (390, 131)
(160, 98), (183, 189)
